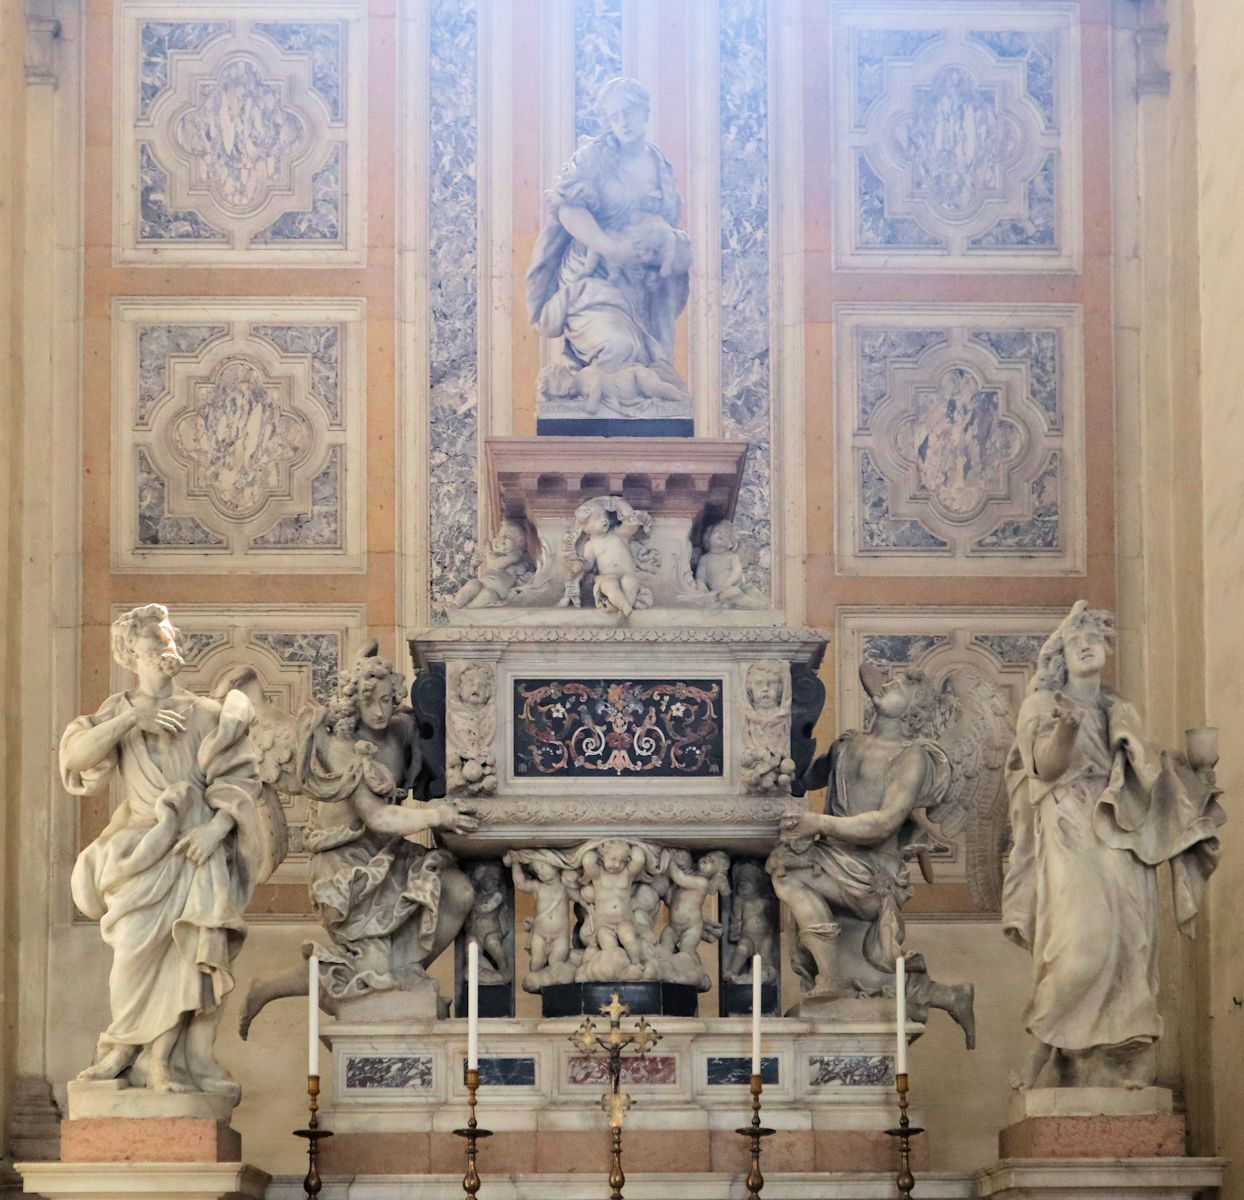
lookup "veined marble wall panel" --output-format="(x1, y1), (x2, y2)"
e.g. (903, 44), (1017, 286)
(830, 1), (1082, 273)
(425, 0), (481, 616)
(836, 606), (1061, 909)
(115, 0), (367, 264)
(107, 603), (366, 885)
(112, 298), (366, 572)
(835, 303), (1085, 575)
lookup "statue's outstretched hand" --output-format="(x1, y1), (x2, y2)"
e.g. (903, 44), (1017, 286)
(433, 802), (480, 835)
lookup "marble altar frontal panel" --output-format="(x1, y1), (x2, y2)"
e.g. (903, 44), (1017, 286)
(115, 0), (367, 264)
(107, 603), (365, 888)
(112, 297), (366, 573)
(829, 1), (1081, 272)
(512, 678), (726, 780)
(836, 607), (1062, 911)
(835, 303), (1085, 576)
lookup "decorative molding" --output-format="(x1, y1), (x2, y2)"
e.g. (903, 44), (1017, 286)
(112, 297), (365, 572)
(830, 1), (1082, 272)
(835, 303), (1085, 575)
(114, 0), (366, 264)
(107, 603), (366, 886)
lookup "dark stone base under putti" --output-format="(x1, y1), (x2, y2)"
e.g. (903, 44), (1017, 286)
(536, 418), (695, 438)
(720, 979), (780, 1018)
(541, 981), (699, 1018)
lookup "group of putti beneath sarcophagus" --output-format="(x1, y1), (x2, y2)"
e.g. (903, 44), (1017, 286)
(59, 598), (1226, 1118)
(445, 503), (769, 618)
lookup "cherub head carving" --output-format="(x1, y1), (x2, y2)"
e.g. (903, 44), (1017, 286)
(745, 662), (786, 714)
(456, 663), (495, 710)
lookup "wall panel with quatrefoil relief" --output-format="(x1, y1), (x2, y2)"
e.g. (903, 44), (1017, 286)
(112, 298), (366, 572)
(115, 1), (366, 264)
(834, 303), (1085, 575)
(830, 1), (1081, 272)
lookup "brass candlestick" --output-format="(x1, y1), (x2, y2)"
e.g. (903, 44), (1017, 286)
(293, 1074), (333, 1200)
(884, 1072), (924, 1200)
(571, 994), (662, 1200)
(734, 1073), (776, 1199)
(452, 1066), (492, 1198)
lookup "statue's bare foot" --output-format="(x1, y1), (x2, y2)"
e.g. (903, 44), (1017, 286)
(76, 1047), (137, 1082)
(198, 1075), (242, 1102)
(238, 980), (267, 1041)
(948, 982), (976, 1050)
(800, 980), (846, 1002)
(148, 1070), (195, 1095)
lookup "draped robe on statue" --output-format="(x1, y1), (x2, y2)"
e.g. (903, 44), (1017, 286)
(767, 731), (952, 970)
(1002, 690), (1224, 1052)
(60, 691), (263, 1078)
(525, 134), (690, 380)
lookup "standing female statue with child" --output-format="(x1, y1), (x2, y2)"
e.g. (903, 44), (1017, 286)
(526, 77), (692, 422)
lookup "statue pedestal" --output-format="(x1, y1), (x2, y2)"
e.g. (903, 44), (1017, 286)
(18, 1082), (270, 1199)
(998, 1088), (1186, 1159)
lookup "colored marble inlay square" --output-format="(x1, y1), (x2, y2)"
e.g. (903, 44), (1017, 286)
(344, 1055), (433, 1090)
(513, 679), (724, 777)
(567, 1056), (677, 1086)
(464, 1057), (537, 1087)
(706, 1056), (778, 1086)
(808, 1054), (893, 1087)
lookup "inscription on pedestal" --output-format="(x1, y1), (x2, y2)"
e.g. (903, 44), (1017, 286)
(513, 679), (724, 777)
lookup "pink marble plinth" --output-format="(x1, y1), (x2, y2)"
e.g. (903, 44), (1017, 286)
(60, 1117), (242, 1163)
(999, 1113), (1186, 1159)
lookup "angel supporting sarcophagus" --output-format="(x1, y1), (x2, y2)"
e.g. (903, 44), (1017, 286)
(768, 660), (989, 1047)
(239, 643), (479, 1038)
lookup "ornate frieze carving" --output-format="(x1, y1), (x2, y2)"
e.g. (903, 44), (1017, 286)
(831, 2), (1081, 272)
(113, 298), (365, 572)
(116, 3), (365, 263)
(835, 303), (1085, 575)
(446, 662), (499, 796)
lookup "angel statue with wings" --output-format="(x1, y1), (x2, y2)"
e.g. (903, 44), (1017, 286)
(768, 659), (1004, 1048)
(239, 643), (478, 1038)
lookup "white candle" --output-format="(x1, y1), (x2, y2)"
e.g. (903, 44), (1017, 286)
(895, 953), (907, 1078)
(467, 940), (480, 1071)
(308, 952), (320, 1078)
(751, 954), (762, 1076)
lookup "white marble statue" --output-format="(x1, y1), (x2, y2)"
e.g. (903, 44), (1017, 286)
(561, 495), (661, 617)
(740, 661), (797, 794)
(1003, 602), (1225, 1088)
(464, 860), (514, 985)
(694, 520), (768, 610)
(769, 661), (976, 1045)
(450, 520), (535, 609)
(240, 644), (478, 1036)
(525, 77), (692, 418)
(722, 860), (780, 985)
(507, 848), (579, 992)
(446, 661), (498, 795)
(661, 849), (730, 956)
(60, 605), (279, 1104)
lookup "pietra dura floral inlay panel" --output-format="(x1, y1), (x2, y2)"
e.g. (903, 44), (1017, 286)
(835, 303), (1085, 575)
(117, 1), (366, 263)
(113, 298), (365, 572)
(513, 679), (725, 778)
(830, 1), (1081, 272)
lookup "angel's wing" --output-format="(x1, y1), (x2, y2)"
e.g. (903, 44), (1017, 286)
(212, 666), (294, 881)
(922, 667), (1015, 911)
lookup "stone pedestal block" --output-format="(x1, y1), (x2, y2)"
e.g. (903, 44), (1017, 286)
(999, 1115), (1186, 1159)
(16, 1161), (270, 1200)
(999, 1089), (1185, 1159)
(60, 1118), (241, 1164)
